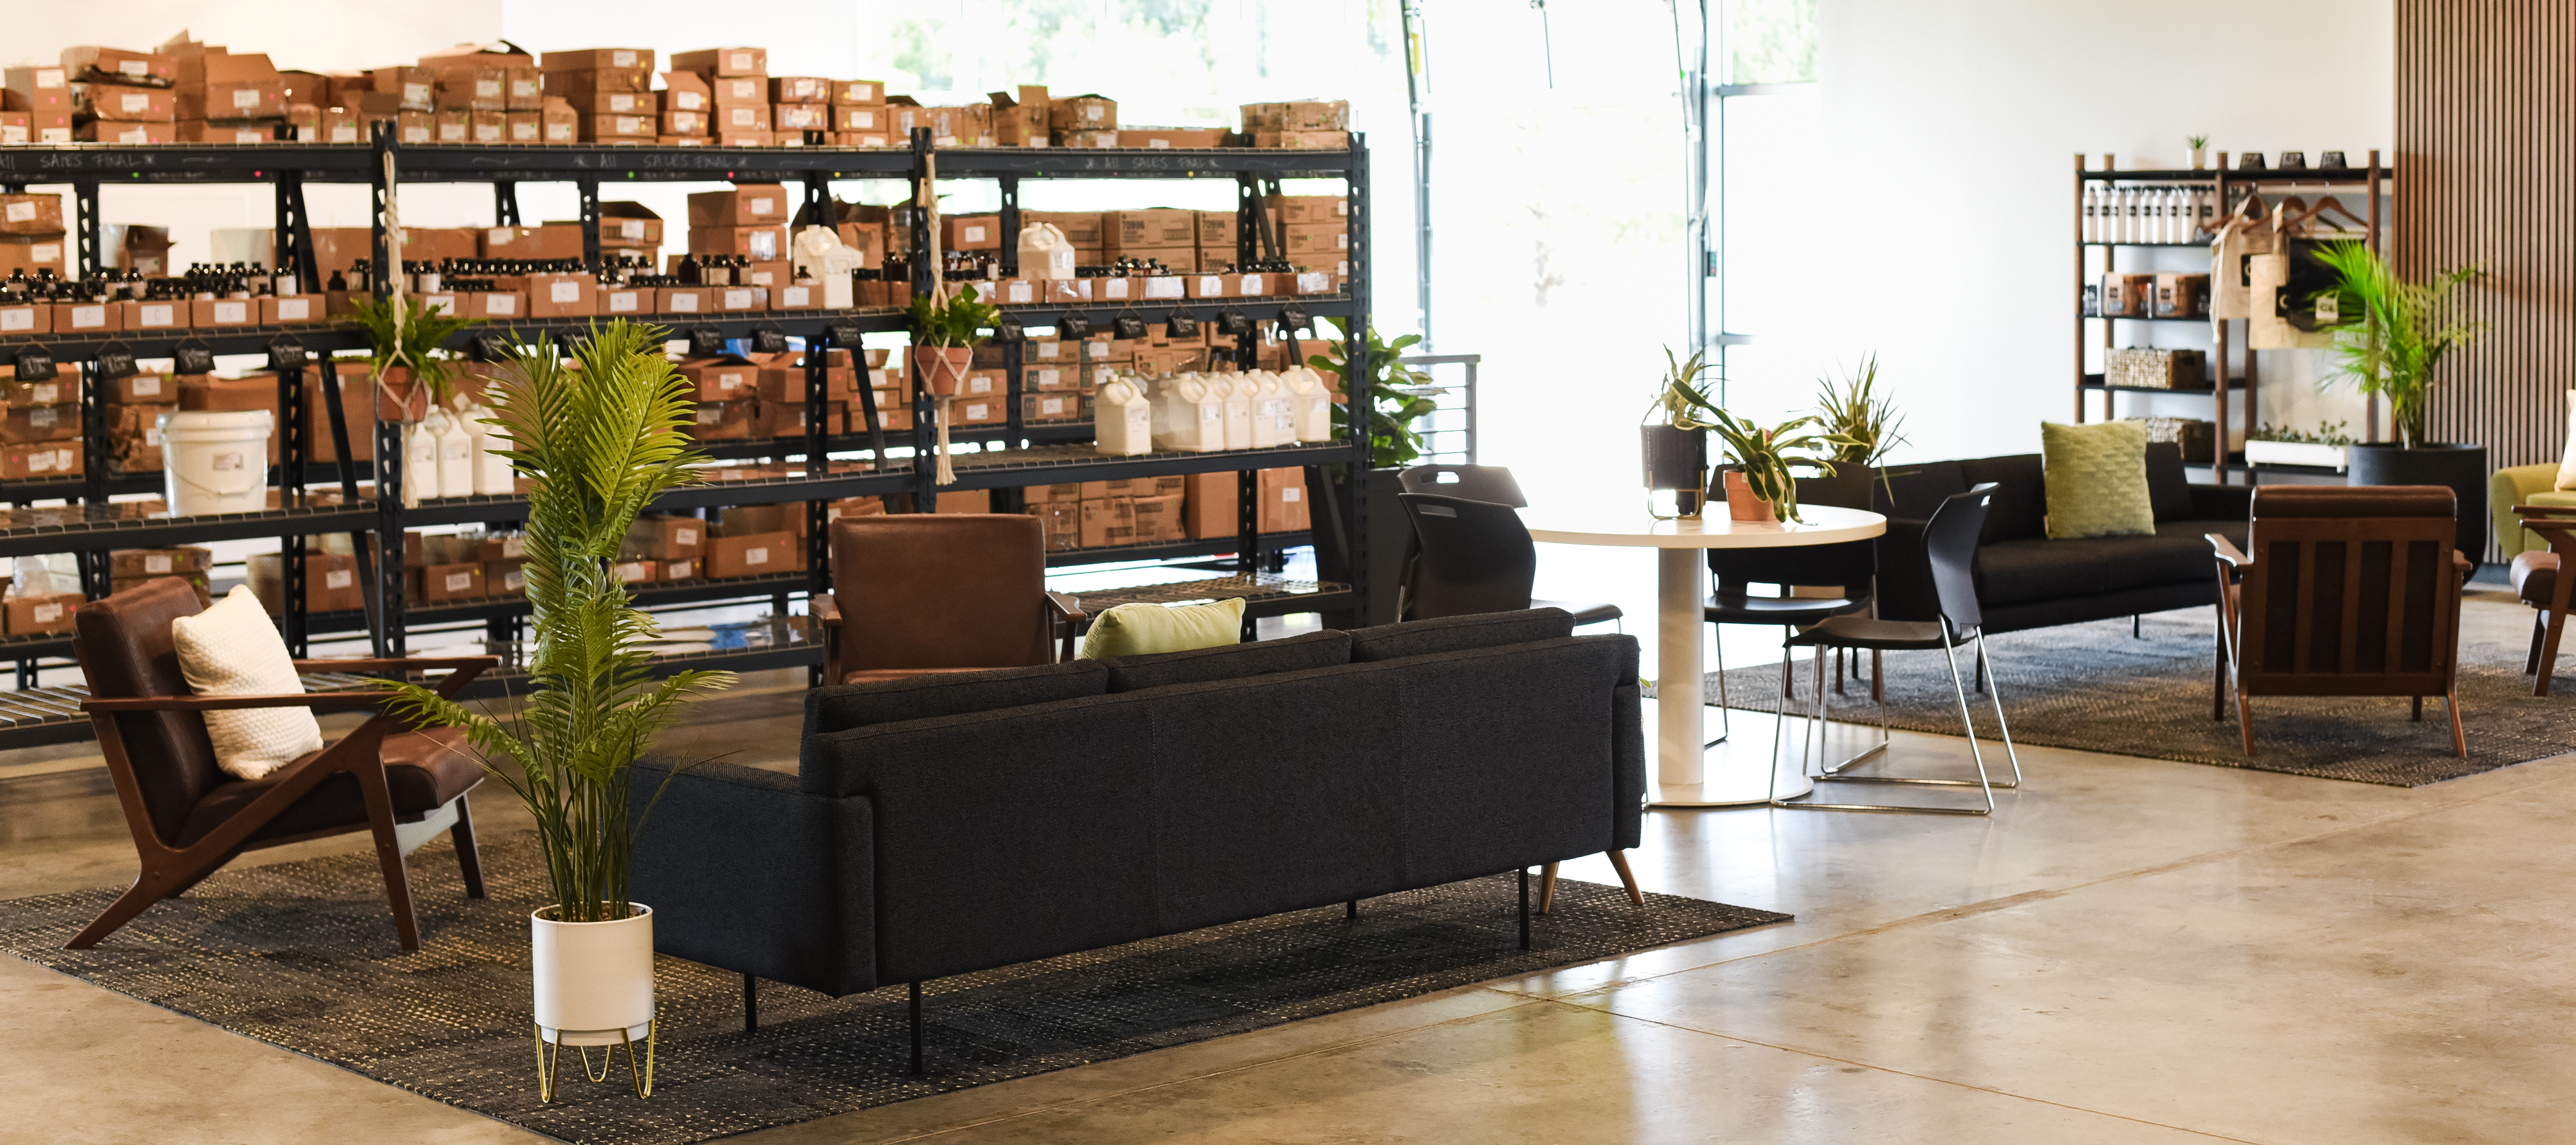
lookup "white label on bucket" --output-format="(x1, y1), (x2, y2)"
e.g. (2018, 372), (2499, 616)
(144, 555), (170, 574)
(485, 294), (516, 315)
(551, 281), (580, 303)
(0, 309), (27, 331)
(445, 572), (473, 592)
(3, 202), (32, 223)
(212, 451), (243, 471)
(609, 291), (639, 313)
(213, 300), (248, 324)
(139, 303), (173, 326)
(70, 306), (103, 329)
(326, 570), (352, 590)
(745, 546), (769, 567)
(278, 298), (309, 319)
(132, 376), (159, 395)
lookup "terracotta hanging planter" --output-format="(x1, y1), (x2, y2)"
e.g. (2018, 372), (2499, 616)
(911, 345), (971, 398)
(1723, 470), (1776, 523)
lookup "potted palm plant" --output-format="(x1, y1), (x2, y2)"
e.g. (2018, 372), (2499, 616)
(386, 321), (734, 1101)
(1643, 348), (1718, 517)
(2313, 241), (2489, 565)
(1704, 409), (1860, 524)
(1809, 354), (1905, 509)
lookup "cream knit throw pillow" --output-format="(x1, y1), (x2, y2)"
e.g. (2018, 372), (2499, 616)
(172, 585), (323, 779)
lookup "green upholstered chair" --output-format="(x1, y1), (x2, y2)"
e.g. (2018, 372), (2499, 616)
(2493, 464), (2576, 560)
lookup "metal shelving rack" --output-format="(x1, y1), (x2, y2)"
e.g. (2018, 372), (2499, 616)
(2072, 151), (2387, 483)
(0, 131), (1372, 742)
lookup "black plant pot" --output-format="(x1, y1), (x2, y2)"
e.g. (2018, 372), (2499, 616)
(1641, 425), (1709, 515)
(1797, 465), (1878, 512)
(2347, 442), (2488, 573)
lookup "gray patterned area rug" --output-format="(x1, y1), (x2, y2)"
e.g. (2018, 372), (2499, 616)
(0, 831), (1786, 1145)
(1712, 606), (2576, 787)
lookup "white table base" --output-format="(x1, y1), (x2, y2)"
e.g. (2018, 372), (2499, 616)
(1650, 547), (1815, 808)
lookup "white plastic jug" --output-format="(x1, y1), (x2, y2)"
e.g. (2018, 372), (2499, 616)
(1093, 377), (1152, 456)
(1248, 371), (1290, 447)
(1284, 368), (1332, 442)
(435, 409), (475, 498)
(1152, 375), (1222, 452)
(1212, 374), (1253, 450)
(1018, 221), (1075, 280)
(160, 409), (273, 516)
(465, 406), (516, 495)
(403, 415), (440, 506)
(790, 225), (862, 308)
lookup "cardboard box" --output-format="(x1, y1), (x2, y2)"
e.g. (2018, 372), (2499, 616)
(662, 109), (711, 135)
(584, 113), (656, 139)
(660, 71), (709, 111)
(989, 85), (1049, 146)
(540, 48), (654, 72)
(1103, 210), (1196, 250)
(1116, 127), (1227, 149)
(483, 225), (585, 260)
(944, 214), (1004, 251)
(77, 120), (177, 144)
(1184, 471), (1240, 539)
(1252, 130), (1349, 149)
(775, 102), (829, 132)
(706, 530), (793, 578)
(541, 97), (577, 141)
(771, 76), (831, 104)
(1129, 492), (1185, 543)
(487, 562), (527, 595)
(0, 304), (46, 337)
(0, 404), (77, 444)
(607, 558), (656, 585)
(673, 47), (768, 77)
(954, 394), (1008, 426)
(715, 103), (773, 132)
(1283, 223), (1349, 256)
(0, 112), (29, 145)
(459, 290), (525, 320)
(109, 547), (212, 577)
(1079, 497), (1135, 547)
(657, 287), (711, 315)
(174, 120), (274, 144)
(0, 377), (76, 407)
(1027, 502), (1080, 551)
(4, 67), (70, 112)
(58, 300), (117, 333)
(430, 65), (508, 111)
(678, 356), (758, 401)
(708, 75), (767, 107)
(830, 79), (883, 105)
(1, 194), (66, 237)
(599, 202), (664, 249)
(687, 398), (758, 440)
(506, 67), (543, 110)
(688, 184), (790, 228)
(935, 490), (991, 515)
(623, 514), (705, 559)
(715, 503), (803, 538)
(525, 273), (596, 318)
(832, 104), (884, 132)
(1048, 94), (1116, 131)
(106, 372), (169, 404)
(248, 552), (364, 615)
(504, 111), (541, 142)
(562, 88), (658, 116)
(599, 287), (650, 316)
(64, 46), (175, 86)
(1241, 100), (1351, 131)
(543, 68), (653, 95)
(112, 573), (211, 606)
(6, 592), (81, 635)
(0, 442), (80, 479)
(1196, 210), (1240, 250)
(422, 562), (485, 601)
(369, 66), (436, 110)
(690, 225), (787, 261)
(187, 297), (256, 328)
(1259, 468), (1311, 532)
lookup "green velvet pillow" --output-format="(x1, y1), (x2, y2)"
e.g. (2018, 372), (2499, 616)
(2041, 420), (2156, 539)
(1079, 597), (1247, 659)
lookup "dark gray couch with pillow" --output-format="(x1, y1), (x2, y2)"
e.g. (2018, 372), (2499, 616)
(631, 608), (1645, 1000)
(1872, 442), (2255, 633)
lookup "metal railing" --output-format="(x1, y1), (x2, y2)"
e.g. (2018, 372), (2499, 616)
(1396, 353), (1480, 464)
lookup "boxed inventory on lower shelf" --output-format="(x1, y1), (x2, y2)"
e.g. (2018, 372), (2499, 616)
(1018, 468), (1309, 553)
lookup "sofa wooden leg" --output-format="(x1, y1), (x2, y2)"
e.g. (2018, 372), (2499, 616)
(2447, 688), (2467, 758)
(2529, 611), (2548, 676)
(2237, 690), (2256, 756)
(2412, 695), (2424, 721)
(744, 973), (759, 1034)
(1606, 850), (1645, 908)
(1538, 863), (1558, 914)
(2541, 611), (2569, 697)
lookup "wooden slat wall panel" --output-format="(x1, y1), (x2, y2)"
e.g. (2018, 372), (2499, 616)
(2397, 1), (2576, 470)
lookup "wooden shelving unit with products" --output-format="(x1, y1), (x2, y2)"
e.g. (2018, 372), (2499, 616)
(2072, 151), (2389, 483)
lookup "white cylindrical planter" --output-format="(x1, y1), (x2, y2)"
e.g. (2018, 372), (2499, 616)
(159, 410), (272, 516)
(532, 903), (655, 1047)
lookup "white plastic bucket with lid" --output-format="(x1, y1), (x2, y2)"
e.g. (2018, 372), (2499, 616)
(159, 410), (272, 516)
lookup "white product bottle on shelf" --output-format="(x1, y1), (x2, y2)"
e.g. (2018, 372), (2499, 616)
(2109, 187), (2128, 243)
(1284, 366), (1332, 442)
(2167, 187), (2188, 242)
(435, 407), (475, 498)
(1214, 373), (1254, 450)
(466, 406), (516, 494)
(1093, 376), (1152, 455)
(1248, 371), (1289, 447)
(2080, 184), (2099, 243)
(403, 413), (440, 506)
(1153, 374), (1221, 452)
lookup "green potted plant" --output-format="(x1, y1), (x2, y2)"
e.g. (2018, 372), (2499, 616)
(347, 293), (482, 416)
(1308, 318), (1436, 468)
(905, 282), (997, 399)
(1305, 319), (1435, 622)
(2188, 134), (2209, 170)
(1809, 353), (1905, 509)
(384, 320), (734, 1101)
(1704, 409), (1860, 524)
(2313, 241), (2490, 564)
(1643, 348), (1718, 516)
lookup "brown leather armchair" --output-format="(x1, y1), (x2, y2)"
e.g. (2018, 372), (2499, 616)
(2208, 485), (2470, 757)
(811, 513), (1086, 684)
(2510, 503), (2576, 695)
(69, 577), (497, 951)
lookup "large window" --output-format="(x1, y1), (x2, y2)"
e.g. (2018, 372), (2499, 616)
(1708, 0), (1820, 421)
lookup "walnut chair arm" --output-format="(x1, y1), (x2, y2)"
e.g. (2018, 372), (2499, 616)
(292, 656), (499, 674)
(1045, 591), (1087, 664)
(2208, 535), (2253, 569)
(83, 691), (411, 713)
(2515, 503), (2576, 518)
(810, 593), (843, 684)
(809, 593), (841, 626)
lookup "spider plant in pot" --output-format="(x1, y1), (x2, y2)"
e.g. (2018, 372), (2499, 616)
(906, 283), (998, 484)
(1642, 348), (1718, 517)
(384, 321), (734, 1101)
(1705, 409), (1860, 524)
(1809, 354), (1907, 510)
(2312, 240), (2492, 567)
(348, 294), (483, 506)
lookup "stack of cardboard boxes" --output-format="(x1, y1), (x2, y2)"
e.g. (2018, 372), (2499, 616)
(108, 546), (213, 604)
(165, 38), (288, 143)
(1017, 469), (1309, 553)
(675, 47), (774, 147)
(0, 191), (67, 282)
(0, 63), (75, 144)
(1239, 100), (1351, 149)
(1, 370), (84, 480)
(541, 48), (656, 143)
(417, 44), (557, 144)
(64, 45), (178, 144)
(830, 79), (890, 146)
(248, 542), (366, 616)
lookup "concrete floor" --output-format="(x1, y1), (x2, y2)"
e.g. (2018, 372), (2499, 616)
(4, 609), (2571, 1144)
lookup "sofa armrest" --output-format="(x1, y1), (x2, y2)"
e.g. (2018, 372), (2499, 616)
(2188, 482), (2255, 523)
(1870, 517), (1938, 622)
(630, 758), (877, 997)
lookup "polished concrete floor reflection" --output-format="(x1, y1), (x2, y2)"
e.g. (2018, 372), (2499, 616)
(3, 659), (2570, 1143)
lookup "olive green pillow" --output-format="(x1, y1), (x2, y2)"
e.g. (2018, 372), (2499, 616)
(1079, 597), (1247, 659)
(2041, 420), (2156, 539)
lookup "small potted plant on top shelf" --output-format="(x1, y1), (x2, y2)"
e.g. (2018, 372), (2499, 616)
(2189, 135), (2209, 170)
(1643, 348), (1718, 517)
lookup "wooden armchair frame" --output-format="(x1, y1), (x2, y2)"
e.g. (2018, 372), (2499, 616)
(71, 656), (497, 951)
(2209, 525), (2469, 758)
(2511, 503), (2576, 695)
(812, 591), (1087, 682)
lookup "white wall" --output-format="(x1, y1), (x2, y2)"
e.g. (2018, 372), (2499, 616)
(1757, 0), (2396, 462)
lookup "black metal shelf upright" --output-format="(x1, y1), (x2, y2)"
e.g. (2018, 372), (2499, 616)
(0, 132), (1371, 742)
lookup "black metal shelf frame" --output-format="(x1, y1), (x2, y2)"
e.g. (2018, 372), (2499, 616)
(0, 129), (1372, 745)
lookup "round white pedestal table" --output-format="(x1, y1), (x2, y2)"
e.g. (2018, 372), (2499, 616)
(1525, 504), (1887, 807)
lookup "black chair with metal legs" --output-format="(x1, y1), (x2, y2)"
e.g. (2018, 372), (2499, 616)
(1399, 463), (1530, 509)
(1394, 487), (1622, 629)
(1773, 482), (2021, 815)
(1701, 541), (1875, 752)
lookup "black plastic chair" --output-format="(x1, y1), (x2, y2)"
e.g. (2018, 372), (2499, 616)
(1394, 487), (1622, 629)
(1702, 540), (1876, 751)
(1400, 464), (1530, 508)
(1775, 482), (2021, 815)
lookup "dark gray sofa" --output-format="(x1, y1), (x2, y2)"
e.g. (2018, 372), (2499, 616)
(631, 608), (1646, 1000)
(1871, 442), (2255, 633)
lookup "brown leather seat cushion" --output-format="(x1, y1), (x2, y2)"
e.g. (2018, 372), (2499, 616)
(2515, 550), (2560, 605)
(175, 726), (481, 848)
(841, 667), (1023, 685)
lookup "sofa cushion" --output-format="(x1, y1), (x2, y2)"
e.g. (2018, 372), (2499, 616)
(1347, 607), (1575, 662)
(1957, 454), (2047, 542)
(1873, 460), (1967, 521)
(2040, 421), (2155, 539)
(2144, 442), (2195, 522)
(1976, 519), (2248, 606)
(1105, 629), (1351, 692)
(1079, 598), (1245, 659)
(801, 660), (1106, 752)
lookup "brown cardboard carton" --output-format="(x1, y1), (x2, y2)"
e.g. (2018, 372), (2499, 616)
(4, 67), (71, 112)
(78, 121), (177, 145)
(248, 552), (364, 615)
(607, 558), (656, 586)
(661, 109), (710, 136)
(687, 184), (790, 227)
(174, 120), (274, 144)
(459, 290), (525, 321)
(714, 503), (801, 538)
(1026, 502), (1080, 551)
(6, 592), (82, 635)
(109, 546), (212, 577)
(988, 85), (1050, 146)
(705, 530), (793, 578)
(482, 224), (585, 260)
(1267, 194), (1348, 225)
(831, 104), (885, 132)
(422, 562), (485, 602)
(64, 46), (174, 86)
(113, 573), (211, 606)
(540, 48), (654, 72)
(709, 75), (768, 107)
(507, 67), (542, 110)
(677, 356), (759, 401)
(687, 398), (758, 440)
(1240, 100), (1351, 131)
(0, 404), (77, 444)
(1116, 127), (1226, 149)
(622, 514), (706, 559)
(369, 66), (436, 110)
(1128, 493), (1185, 542)
(657, 287), (711, 316)
(527, 273), (597, 318)
(934, 490), (991, 515)
(1252, 130), (1348, 149)
(689, 225), (787, 261)
(658, 71), (710, 112)
(0, 442), (80, 479)
(584, 113), (657, 139)
(771, 76), (831, 103)
(430, 65), (507, 111)
(0, 303), (45, 337)
(775, 103), (829, 132)
(1259, 468), (1312, 532)
(258, 295), (321, 325)
(713, 130), (775, 147)
(1195, 210), (1240, 250)
(1048, 94), (1116, 131)
(487, 562), (527, 595)
(106, 372), (170, 404)
(655, 559), (696, 583)
(829, 79), (883, 105)
(177, 79), (284, 120)
(715, 103), (773, 132)
(1079, 497), (1135, 547)
(541, 97), (577, 141)
(504, 111), (541, 142)
(1283, 223), (1350, 256)
(561, 89), (658, 116)
(1103, 210), (1196, 250)
(186, 297), (255, 328)
(542, 68), (653, 95)
(673, 47), (768, 77)
(1184, 471), (1239, 539)
(945, 214), (1002, 251)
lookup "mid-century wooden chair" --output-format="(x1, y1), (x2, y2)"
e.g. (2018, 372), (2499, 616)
(2208, 485), (2470, 757)
(2509, 503), (2576, 695)
(69, 578), (497, 951)
(810, 514), (1086, 683)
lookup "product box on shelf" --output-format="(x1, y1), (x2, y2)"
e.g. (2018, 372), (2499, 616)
(1026, 501), (1080, 550)
(774, 103), (828, 132)
(487, 562), (527, 595)
(1258, 468), (1312, 532)
(430, 65), (509, 111)
(934, 490), (991, 514)
(543, 68), (653, 96)
(945, 214), (1002, 251)
(0, 195), (63, 237)
(989, 85), (1049, 146)
(77, 121), (178, 144)
(2154, 272), (2211, 318)
(622, 514), (705, 560)
(657, 287), (710, 315)
(661, 109), (710, 136)
(419, 562), (485, 602)
(175, 121), (275, 144)
(119, 298), (187, 330)
(368, 66), (435, 111)
(482, 225), (584, 260)
(248, 552), (363, 615)
(687, 398), (758, 440)
(1128, 492), (1185, 543)
(65, 44), (177, 86)
(58, 300), (118, 335)
(459, 290), (525, 320)
(832, 104), (882, 133)
(4, 67), (70, 112)
(674, 47), (768, 77)
(0, 442), (80, 479)
(1283, 223), (1349, 256)
(541, 48), (654, 73)
(660, 70), (709, 111)
(2099, 272), (2155, 318)
(1079, 497), (1134, 547)
(705, 530), (793, 578)
(0, 304), (46, 336)
(830, 79), (882, 105)
(584, 113), (655, 140)
(5, 592), (81, 635)
(0, 112), (31, 145)
(1183, 471), (1238, 539)
(110, 572), (211, 606)
(690, 225), (787, 261)
(1252, 130), (1348, 149)
(678, 355), (758, 401)
(713, 103), (772, 133)
(954, 394), (1007, 426)
(526, 273), (596, 318)
(689, 184), (789, 227)
(107, 546), (212, 579)
(503, 111), (541, 142)
(1241, 100), (1350, 132)
(708, 74), (767, 108)
(1048, 94), (1116, 132)
(1116, 127), (1226, 149)
(1268, 194), (1348, 225)
(187, 297), (256, 328)
(1103, 210), (1196, 251)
